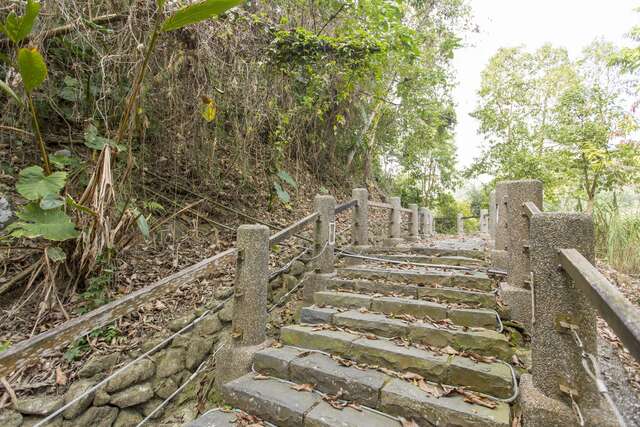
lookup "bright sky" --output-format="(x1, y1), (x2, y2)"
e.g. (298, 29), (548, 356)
(452, 0), (639, 170)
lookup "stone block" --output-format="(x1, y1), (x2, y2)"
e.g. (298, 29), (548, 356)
(62, 379), (95, 419)
(156, 348), (185, 378)
(370, 296), (448, 320)
(491, 249), (509, 271)
(113, 408), (143, 427)
(185, 336), (210, 371)
(304, 401), (401, 427)
(78, 353), (123, 378)
(215, 341), (270, 389)
(313, 291), (372, 310)
(193, 314), (223, 336)
(110, 382), (154, 408)
(447, 308), (497, 329)
(253, 346), (303, 378)
(0, 409), (22, 427)
(105, 358), (155, 393)
(300, 306), (336, 324)
(280, 325), (357, 356)
(14, 396), (64, 416)
(61, 406), (118, 427)
(499, 283), (532, 331)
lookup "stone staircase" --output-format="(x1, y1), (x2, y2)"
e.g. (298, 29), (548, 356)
(189, 239), (524, 427)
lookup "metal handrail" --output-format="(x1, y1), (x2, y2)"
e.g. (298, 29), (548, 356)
(558, 248), (640, 362)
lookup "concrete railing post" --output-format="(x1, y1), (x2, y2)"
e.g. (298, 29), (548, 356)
(313, 195), (336, 273)
(408, 203), (419, 241)
(521, 212), (615, 426)
(429, 211), (435, 235)
(491, 183), (509, 270)
(457, 213), (463, 236)
(488, 190), (496, 242)
(419, 207), (427, 237)
(480, 209), (489, 233)
(385, 197), (403, 246)
(351, 188), (368, 247)
(216, 224), (270, 387)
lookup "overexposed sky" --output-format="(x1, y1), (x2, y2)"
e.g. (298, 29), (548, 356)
(452, 0), (639, 169)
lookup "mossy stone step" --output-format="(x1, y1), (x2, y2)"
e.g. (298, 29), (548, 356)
(300, 307), (512, 361)
(326, 278), (499, 311)
(253, 346), (510, 427)
(362, 253), (486, 266)
(338, 267), (494, 292)
(313, 291), (498, 329)
(222, 374), (402, 427)
(356, 245), (487, 260)
(280, 325), (514, 398)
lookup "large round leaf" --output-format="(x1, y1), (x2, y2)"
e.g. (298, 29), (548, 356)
(16, 166), (67, 201)
(161, 0), (243, 32)
(7, 202), (79, 241)
(17, 47), (47, 92)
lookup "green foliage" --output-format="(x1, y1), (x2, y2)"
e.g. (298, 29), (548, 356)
(593, 200), (640, 275)
(79, 270), (113, 313)
(161, 0), (243, 32)
(17, 47), (47, 92)
(84, 125), (124, 152)
(89, 325), (121, 343)
(276, 170), (297, 189)
(0, 0), (40, 43)
(47, 246), (67, 262)
(273, 181), (290, 204)
(0, 341), (10, 353)
(7, 202), (79, 241)
(0, 80), (22, 106)
(16, 166), (67, 201)
(64, 337), (89, 361)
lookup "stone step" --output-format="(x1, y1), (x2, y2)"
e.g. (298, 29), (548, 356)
(356, 245), (487, 260)
(327, 278), (500, 311)
(222, 374), (403, 427)
(280, 325), (514, 399)
(253, 346), (510, 427)
(300, 307), (512, 360)
(185, 409), (251, 427)
(312, 290), (498, 329)
(338, 266), (494, 292)
(357, 253), (486, 266)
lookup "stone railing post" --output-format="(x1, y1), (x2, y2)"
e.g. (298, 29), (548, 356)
(488, 190), (496, 242)
(385, 196), (403, 246)
(314, 195), (336, 273)
(457, 213), (463, 236)
(480, 209), (489, 233)
(521, 212), (615, 426)
(408, 203), (419, 241)
(491, 183), (509, 270)
(429, 211), (435, 235)
(419, 207), (427, 237)
(351, 188), (368, 247)
(216, 224), (270, 387)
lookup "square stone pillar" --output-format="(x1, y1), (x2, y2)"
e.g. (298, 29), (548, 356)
(491, 183), (509, 270)
(524, 212), (616, 426)
(408, 203), (419, 241)
(351, 188), (368, 247)
(419, 207), (428, 237)
(216, 225), (270, 388)
(313, 195), (336, 273)
(429, 211), (435, 235)
(384, 197), (403, 247)
(480, 209), (489, 233)
(457, 213), (463, 236)
(488, 190), (496, 242)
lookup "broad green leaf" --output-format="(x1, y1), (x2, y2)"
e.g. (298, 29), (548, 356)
(0, 341), (10, 353)
(201, 100), (217, 122)
(83, 125), (124, 152)
(40, 193), (65, 210)
(161, 0), (243, 32)
(7, 202), (79, 241)
(47, 246), (67, 262)
(277, 170), (297, 189)
(0, 80), (23, 106)
(136, 214), (150, 239)
(273, 181), (290, 204)
(16, 166), (67, 201)
(156, 0), (167, 9)
(1, 0), (40, 43)
(50, 154), (80, 170)
(17, 47), (47, 92)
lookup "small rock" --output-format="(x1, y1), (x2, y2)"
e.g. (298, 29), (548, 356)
(113, 408), (143, 427)
(281, 274), (298, 291)
(217, 301), (233, 323)
(105, 359), (155, 393)
(93, 389), (111, 406)
(79, 353), (122, 378)
(140, 397), (164, 419)
(185, 336), (210, 370)
(171, 370), (190, 387)
(214, 286), (234, 299)
(141, 335), (170, 353)
(168, 313), (197, 332)
(15, 396), (64, 416)
(170, 332), (192, 348)
(63, 379), (95, 419)
(152, 377), (177, 399)
(289, 260), (306, 276)
(61, 406), (118, 427)
(0, 409), (22, 427)
(269, 277), (283, 290)
(0, 196), (12, 229)
(194, 314), (223, 336)
(110, 383), (154, 408)
(156, 348), (185, 378)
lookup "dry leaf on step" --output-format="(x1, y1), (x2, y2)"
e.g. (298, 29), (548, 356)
(399, 417), (420, 427)
(55, 367), (67, 385)
(291, 383), (314, 392)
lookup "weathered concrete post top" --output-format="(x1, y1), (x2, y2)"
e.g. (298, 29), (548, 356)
(351, 188), (369, 247)
(313, 194), (336, 274)
(480, 209), (489, 234)
(521, 212), (616, 426)
(457, 213), (463, 236)
(216, 224), (270, 387)
(491, 183), (509, 270)
(408, 203), (419, 241)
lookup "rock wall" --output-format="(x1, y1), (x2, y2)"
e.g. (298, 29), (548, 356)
(0, 260), (310, 427)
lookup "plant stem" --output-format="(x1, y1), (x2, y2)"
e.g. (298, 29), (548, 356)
(26, 93), (52, 175)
